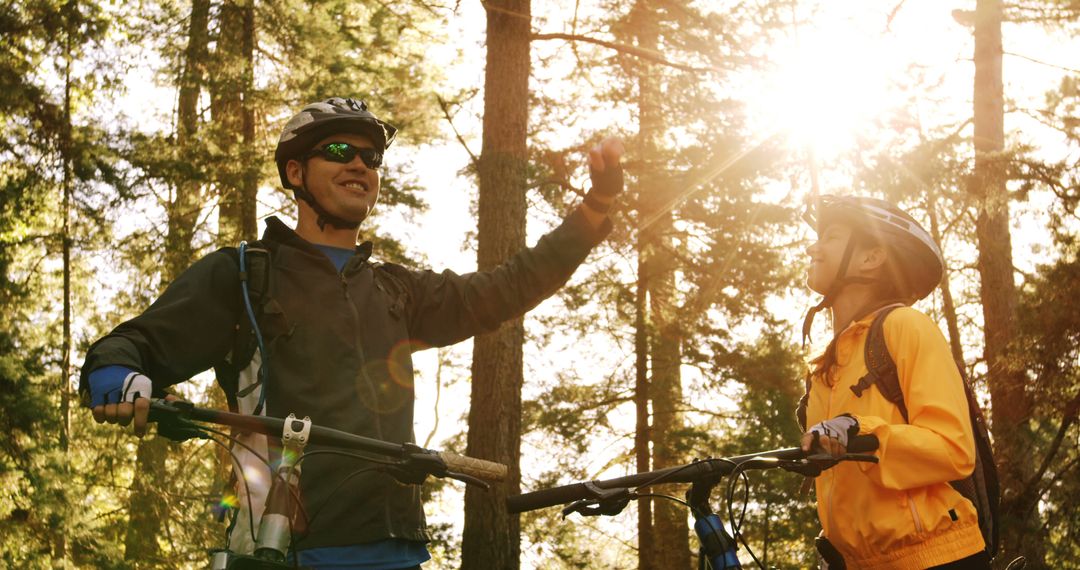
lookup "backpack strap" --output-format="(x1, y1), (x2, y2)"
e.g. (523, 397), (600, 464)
(796, 372), (812, 431)
(372, 262), (413, 321)
(217, 240), (272, 412)
(850, 304), (909, 422)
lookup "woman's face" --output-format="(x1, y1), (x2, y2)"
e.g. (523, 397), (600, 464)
(805, 222), (855, 295)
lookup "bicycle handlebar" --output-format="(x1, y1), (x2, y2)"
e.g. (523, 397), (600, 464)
(147, 399), (508, 484)
(506, 434), (879, 514)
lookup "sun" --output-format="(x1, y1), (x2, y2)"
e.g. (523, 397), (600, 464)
(744, 2), (964, 161)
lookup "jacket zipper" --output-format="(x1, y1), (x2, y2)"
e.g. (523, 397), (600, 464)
(340, 271), (384, 440)
(825, 380), (837, 538)
(908, 495), (925, 534)
(340, 269), (396, 534)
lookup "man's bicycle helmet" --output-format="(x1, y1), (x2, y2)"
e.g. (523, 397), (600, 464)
(801, 195), (945, 342)
(274, 97), (398, 229)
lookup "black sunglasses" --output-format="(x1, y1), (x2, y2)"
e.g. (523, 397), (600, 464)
(307, 142), (383, 169)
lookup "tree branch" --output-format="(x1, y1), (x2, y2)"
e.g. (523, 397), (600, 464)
(530, 32), (720, 73)
(1019, 391), (1080, 507)
(1004, 51), (1080, 74)
(435, 95), (479, 170)
(884, 0), (908, 33)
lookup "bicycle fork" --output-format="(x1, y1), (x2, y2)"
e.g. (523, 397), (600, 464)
(688, 479), (742, 569)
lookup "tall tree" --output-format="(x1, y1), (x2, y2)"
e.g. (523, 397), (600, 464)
(515, 2), (791, 565)
(123, 0), (216, 563)
(461, 0), (530, 568)
(968, 0), (1043, 563)
(627, 0), (691, 566)
(211, 0), (257, 245)
(1, 0), (124, 564)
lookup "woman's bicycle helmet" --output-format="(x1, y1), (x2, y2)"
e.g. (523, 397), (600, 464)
(274, 97), (398, 229)
(801, 195), (945, 342)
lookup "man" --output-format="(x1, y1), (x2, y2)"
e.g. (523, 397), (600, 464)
(79, 97), (623, 568)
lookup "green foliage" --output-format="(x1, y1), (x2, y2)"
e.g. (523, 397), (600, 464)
(1014, 240), (1080, 567)
(710, 385), (819, 568)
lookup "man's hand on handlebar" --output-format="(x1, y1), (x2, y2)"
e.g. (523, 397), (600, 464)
(87, 365), (178, 437)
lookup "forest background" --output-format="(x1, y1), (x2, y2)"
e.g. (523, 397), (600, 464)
(2, 0), (1079, 568)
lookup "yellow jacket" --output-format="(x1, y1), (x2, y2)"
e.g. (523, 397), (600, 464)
(806, 306), (985, 569)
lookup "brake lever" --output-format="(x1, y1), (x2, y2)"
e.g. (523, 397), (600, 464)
(446, 471), (490, 490)
(561, 494), (630, 520)
(776, 459), (824, 477)
(147, 399), (207, 442)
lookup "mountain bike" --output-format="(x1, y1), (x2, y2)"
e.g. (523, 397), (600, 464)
(507, 435), (881, 569)
(147, 398), (507, 570)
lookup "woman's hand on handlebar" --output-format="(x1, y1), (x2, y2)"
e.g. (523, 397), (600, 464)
(800, 431), (847, 456)
(800, 415), (860, 457)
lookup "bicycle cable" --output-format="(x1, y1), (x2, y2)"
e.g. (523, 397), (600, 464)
(303, 467), (382, 531)
(726, 459), (764, 569)
(198, 431), (262, 545)
(636, 457), (740, 495)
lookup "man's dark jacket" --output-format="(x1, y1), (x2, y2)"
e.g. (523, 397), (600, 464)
(79, 211), (609, 549)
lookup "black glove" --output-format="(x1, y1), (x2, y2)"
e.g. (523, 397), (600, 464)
(583, 160), (624, 214)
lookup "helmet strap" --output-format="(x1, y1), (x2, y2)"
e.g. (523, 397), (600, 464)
(801, 235), (858, 346)
(294, 164), (362, 231)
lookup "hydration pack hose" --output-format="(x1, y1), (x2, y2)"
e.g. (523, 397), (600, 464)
(238, 241), (269, 416)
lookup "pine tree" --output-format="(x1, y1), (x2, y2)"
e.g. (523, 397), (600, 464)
(462, 1), (531, 567)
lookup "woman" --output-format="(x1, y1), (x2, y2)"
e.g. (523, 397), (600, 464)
(798, 196), (988, 569)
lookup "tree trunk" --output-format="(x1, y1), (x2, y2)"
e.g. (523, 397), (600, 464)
(461, 1), (529, 568)
(240, 0), (258, 240)
(635, 253), (656, 570)
(124, 436), (170, 563)
(648, 267), (689, 570)
(631, 1), (691, 567)
(56, 3), (74, 562)
(969, 0), (1043, 565)
(925, 192), (965, 365)
(210, 0), (252, 245)
(125, 1), (209, 561)
(168, 0), (209, 281)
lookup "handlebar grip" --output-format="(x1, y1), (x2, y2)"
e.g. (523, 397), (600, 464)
(438, 451), (508, 483)
(847, 434), (880, 454)
(506, 483), (588, 514)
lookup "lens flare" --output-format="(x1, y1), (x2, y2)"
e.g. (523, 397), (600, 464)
(219, 493), (240, 509)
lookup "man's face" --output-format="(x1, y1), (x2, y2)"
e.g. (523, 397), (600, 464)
(286, 132), (381, 226)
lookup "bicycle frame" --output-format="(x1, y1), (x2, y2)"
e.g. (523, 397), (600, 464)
(148, 399), (507, 569)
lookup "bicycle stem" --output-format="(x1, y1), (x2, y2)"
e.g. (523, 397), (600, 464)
(253, 414), (311, 563)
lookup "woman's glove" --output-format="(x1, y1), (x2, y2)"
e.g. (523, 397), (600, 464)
(804, 414), (859, 455)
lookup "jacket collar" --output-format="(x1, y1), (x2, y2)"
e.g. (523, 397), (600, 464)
(262, 216), (374, 262)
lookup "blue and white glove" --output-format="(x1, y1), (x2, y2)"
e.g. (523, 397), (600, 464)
(88, 365), (153, 408)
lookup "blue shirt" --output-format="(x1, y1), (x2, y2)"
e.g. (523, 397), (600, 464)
(292, 539), (431, 569)
(315, 244), (356, 273)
